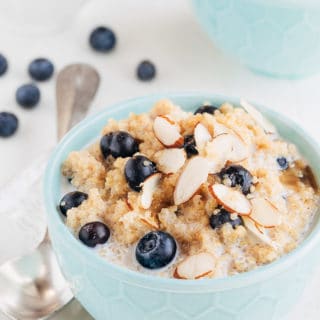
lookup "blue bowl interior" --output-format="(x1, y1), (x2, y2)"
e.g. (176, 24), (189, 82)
(44, 92), (320, 292)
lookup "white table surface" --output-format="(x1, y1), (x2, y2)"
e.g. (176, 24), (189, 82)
(0, 0), (319, 319)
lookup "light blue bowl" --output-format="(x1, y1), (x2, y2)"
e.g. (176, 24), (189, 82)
(44, 93), (320, 320)
(191, 0), (320, 78)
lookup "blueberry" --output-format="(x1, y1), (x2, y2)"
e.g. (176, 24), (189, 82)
(183, 135), (198, 158)
(219, 165), (253, 195)
(0, 112), (18, 137)
(0, 54), (8, 76)
(136, 231), (177, 269)
(210, 208), (243, 230)
(125, 155), (157, 191)
(16, 84), (40, 109)
(277, 157), (289, 170)
(59, 191), (88, 216)
(79, 222), (110, 248)
(28, 58), (54, 81)
(194, 105), (218, 115)
(137, 60), (156, 81)
(89, 26), (116, 52)
(100, 131), (139, 159)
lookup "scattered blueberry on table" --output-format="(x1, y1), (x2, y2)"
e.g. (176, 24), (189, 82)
(277, 157), (289, 170)
(136, 231), (177, 269)
(79, 222), (110, 248)
(219, 165), (253, 195)
(183, 134), (198, 158)
(125, 155), (158, 191)
(16, 84), (41, 109)
(210, 207), (243, 230)
(137, 60), (156, 81)
(0, 112), (18, 138)
(59, 191), (88, 216)
(28, 58), (54, 81)
(100, 131), (139, 159)
(89, 26), (116, 52)
(194, 104), (219, 115)
(1, 27), (157, 140)
(0, 54), (8, 76)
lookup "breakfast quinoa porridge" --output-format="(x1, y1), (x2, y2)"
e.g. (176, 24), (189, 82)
(59, 99), (319, 279)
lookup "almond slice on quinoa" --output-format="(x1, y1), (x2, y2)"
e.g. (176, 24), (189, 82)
(249, 198), (281, 228)
(212, 120), (230, 137)
(140, 217), (159, 229)
(205, 133), (249, 172)
(224, 133), (249, 162)
(174, 156), (210, 205)
(154, 148), (186, 174)
(194, 123), (212, 150)
(240, 99), (277, 134)
(140, 173), (161, 209)
(174, 252), (215, 279)
(153, 115), (184, 147)
(209, 184), (252, 216)
(242, 216), (275, 247)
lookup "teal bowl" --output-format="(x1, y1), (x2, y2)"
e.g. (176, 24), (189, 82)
(44, 93), (320, 320)
(191, 0), (320, 78)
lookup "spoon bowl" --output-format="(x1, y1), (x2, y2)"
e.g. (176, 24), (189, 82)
(0, 240), (72, 320)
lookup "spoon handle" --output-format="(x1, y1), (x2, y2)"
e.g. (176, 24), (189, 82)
(56, 64), (100, 141)
(0, 64), (100, 261)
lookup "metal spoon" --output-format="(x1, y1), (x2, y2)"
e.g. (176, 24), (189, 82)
(0, 64), (100, 320)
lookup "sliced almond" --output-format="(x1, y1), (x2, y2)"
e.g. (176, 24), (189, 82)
(212, 120), (230, 137)
(194, 123), (212, 150)
(240, 99), (277, 134)
(225, 133), (249, 162)
(153, 115), (183, 147)
(243, 216), (274, 247)
(250, 198), (281, 228)
(140, 217), (159, 229)
(125, 198), (133, 210)
(140, 173), (161, 209)
(174, 252), (215, 279)
(174, 157), (209, 205)
(205, 133), (249, 173)
(154, 148), (186, 174)
(205, 134), (229, 173)
(209, 184), (252, 215)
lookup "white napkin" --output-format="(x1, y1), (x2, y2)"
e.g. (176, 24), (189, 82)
(0, 152), (49, 265)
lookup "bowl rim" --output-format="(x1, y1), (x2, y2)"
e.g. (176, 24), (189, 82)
(44, 92), (320, 292)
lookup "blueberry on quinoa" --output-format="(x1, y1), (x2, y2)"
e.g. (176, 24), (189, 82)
(194, 105), (218, 115)
(210, 208), (243, 230)
(136, 231), (177, 269)
(277, 157), (289, 170)
(100, 131), (139, 159)
(59, 191), (88, 216)
(183, 135), (198, 158)
(79, 222), (110, 247)
(125, 155), (157, 191)
(219, 165), (253, 195)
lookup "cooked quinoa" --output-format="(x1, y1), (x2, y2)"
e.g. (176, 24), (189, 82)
(61, 99), (319, 279)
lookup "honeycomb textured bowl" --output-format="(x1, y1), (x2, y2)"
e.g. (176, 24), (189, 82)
(191, 0), (320, 78)
(44, 93), (320, 320)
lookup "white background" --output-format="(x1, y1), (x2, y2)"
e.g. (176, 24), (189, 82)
(0, 0), (319, 319)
